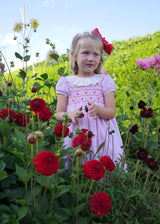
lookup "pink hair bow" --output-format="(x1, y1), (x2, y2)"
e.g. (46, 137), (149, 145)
(91, 28), (113, 55)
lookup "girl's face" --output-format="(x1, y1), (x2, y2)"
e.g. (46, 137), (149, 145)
(75, 39), (101, 77)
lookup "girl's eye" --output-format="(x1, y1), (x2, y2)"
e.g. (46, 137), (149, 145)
(82, 51), (88, 55)
(94, 52), (99, 56)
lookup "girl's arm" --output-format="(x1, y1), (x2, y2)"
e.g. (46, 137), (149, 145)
(56, 94), (82, 123)
(88, 91), (115, 120)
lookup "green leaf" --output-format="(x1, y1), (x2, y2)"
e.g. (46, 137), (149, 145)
(18, 69), (26, 80)
(17, 207), (28, 221)
(16, 164), (30, 185)
(15, 52), (23, 60)
(45, 81), (52, 88)
(76, 202), (87, 213)
(35, 77), (43, 81)
(41, 73), (48, 80)
(0, 160), (6, 172)
(54, 185), (70, 198)
(77, 217), (88, 224)
(93, 141), (105, 158)
(23, 55), (30, 62)
(0, 171), (7, 181)
(0, 119), (10, 137)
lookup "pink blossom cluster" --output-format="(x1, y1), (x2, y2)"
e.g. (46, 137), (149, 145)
(136, 53), (160, 75)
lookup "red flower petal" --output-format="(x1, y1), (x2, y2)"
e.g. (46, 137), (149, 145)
(30, 98), (46, 112)
(72, 133), (91, 151)
(34, 151), (59, 176)
(54, 124), (69, 137)
(83, 160), (105, 180)
(15, 113), (29, 127)
(89, 192), (112, 216)
(35, 107), (52, 122)
(0, 109), (16, 123)
(100, 156), (115, 172)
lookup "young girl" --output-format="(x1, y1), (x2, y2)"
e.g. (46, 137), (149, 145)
(55, 28), (125, 167)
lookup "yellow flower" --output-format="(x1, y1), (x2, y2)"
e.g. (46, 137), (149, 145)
(46, 50), (59, 64)
(30, 18), (39, 29)
(13, 22), (23, 32)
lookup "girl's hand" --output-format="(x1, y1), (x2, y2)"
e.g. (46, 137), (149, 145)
(88, 102), (97, 120)
(68, 106), (82, 123)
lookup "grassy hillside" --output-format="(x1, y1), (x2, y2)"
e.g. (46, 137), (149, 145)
(4, 30), (160, 116)
(2, 30), (160, 109)
(103, 30), (160, 113)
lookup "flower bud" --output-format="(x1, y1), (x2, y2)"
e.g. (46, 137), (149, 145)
(7, 81), (12, 87)
(87, 130), (93, 138)
(31, 86), (37, 93)
(85, 105), (88, 112)
(77, 112), (84, 118)
(75, 148), (84, 157)
(27, 134), (37, 144)
(34, 131), (44, 139)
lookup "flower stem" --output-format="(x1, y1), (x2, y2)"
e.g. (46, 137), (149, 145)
(49, 174), (57, 212)
(87, 214), (94, 224)
(153, 168), (160, 192)
(99, 171), (107, 192)
(124, 132), (132, 158)
(144, 119), (149, 148)
(3, 136), (6, 147)
(142, 168), (150, 195)
(86, 180), (94, 201)
(36, 175), (45, 205)
(31, 144), (34, 206)
(40, 176), (49, 206)
(137, 168), (150, 207)
(82, 179), (89, 199)
(132, 159), (140, 189)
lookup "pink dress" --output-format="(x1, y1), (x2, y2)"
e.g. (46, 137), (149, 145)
(56, 74), (125, 167)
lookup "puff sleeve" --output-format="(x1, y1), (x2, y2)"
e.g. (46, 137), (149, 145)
(102, 75), (116, 94)
(55, 77), (68, 96)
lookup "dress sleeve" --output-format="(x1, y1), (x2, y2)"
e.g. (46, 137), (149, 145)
(102, 75), (116, 94)
(55, 77), (68, 96)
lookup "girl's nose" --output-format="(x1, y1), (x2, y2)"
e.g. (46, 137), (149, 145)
(88, 54), (93, 61)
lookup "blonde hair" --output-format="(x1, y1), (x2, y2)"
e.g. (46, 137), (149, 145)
(69, 32), (104, 75)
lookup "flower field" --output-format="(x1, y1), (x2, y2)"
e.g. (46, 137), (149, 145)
(0, 16), (160, 224)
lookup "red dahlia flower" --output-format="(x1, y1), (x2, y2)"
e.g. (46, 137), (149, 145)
(129, 124), (139, 134)
(100, 156), (115, 172)
(81, 129), (93, 138)
(146, 158), (158, 171)
(54, 124), (69, 137)
(72, 133), (91, 151)
(136, 148), (148, 161)
(138, 100), (146, 109)
(30, 98), (46, 112)
(0, 109), (16, 123)
(83, 160), (105, 180)
(34, 151), (59, 176)
(89, 192), (112, 216)
(35, 107), (52, 122)
(140, 108), (153, 119)
(15, 113), (29, 127)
